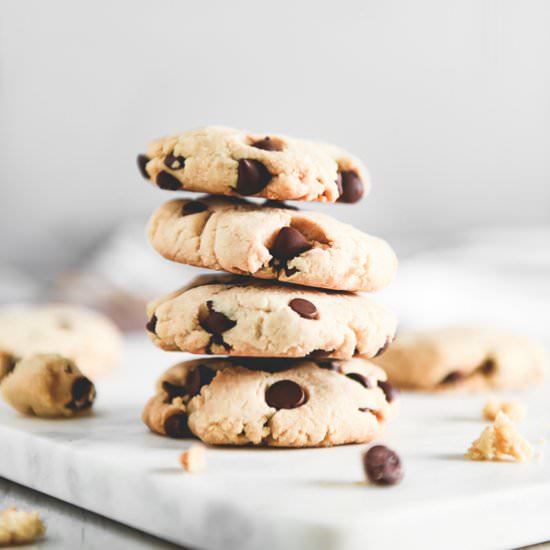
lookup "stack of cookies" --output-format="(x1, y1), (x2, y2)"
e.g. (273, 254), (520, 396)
(138, 126), (399, 447)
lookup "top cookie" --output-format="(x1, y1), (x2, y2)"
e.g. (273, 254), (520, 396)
(137, 126), (369, 203)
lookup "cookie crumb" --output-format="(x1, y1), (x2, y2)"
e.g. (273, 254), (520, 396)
(179, 443), (207, 473)
(0, 507), (45, 546)
(483, 396), (526, 423)
(465, 412), (533, 462)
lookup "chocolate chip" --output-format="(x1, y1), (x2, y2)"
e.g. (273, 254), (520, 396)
(200, 301), (236, 334)
(263, 200), (299, 210)
(162, 381), (188, 400)
(374, 337), (392, 358)
(146, 314), (157, 334)
(337, 171), (364, 203)
(164, 412), (190, 438)
(186, 365), (216, 397)
(288, 298), (319, 320)
(363, 445), (403, 486)
(265, 380), (306, 409)
(317, 360), (342, 371)
(250, 137), (282, 151)
(270, 227), (311, 261)
(66, 377), (94, 411)
(358, 407), (374, 413)
(307, 349), (334, 359)
(378, 380), (398, 402)
(236, 159), (272, 195)
(137, 154), (150, 179)
(182, 201), (207, 215)
(346, 372), (371, 388)
(156, 171), (182, 190)
(164, 151), (186, 170)
(440, 371), (465, 385)
(479, 359), (495, 375)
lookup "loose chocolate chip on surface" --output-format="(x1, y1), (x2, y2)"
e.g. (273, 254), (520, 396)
(374, 337), (392, 358)
(66, 377), (94, 410)
(162, 380), (188, 400)
(186, 365), (216, 397)
(378, 380), (398, 402)
(137, 154), (150, 179)
(200, 301), (236, 334)
(164, 413), (190, 438)
(336, 171), (364, 203)
(164, 151), (186, 170)
(440, 371), (465, 385)
(317, 360), (342, 371)
(182, 201), (207, 215)
(346, 372), (371, 388)
(265, 380), (306, 409)
(263, 199), (299, 210)
(270, 227), (311, 261)
(236, 159), (272, 195)
(251, 137), (282, 151)
(156, 171), (182, 190)
(289, 298), (319, 320)
(479, 359), (495, 375)
(363, 445), (403, 486)
(146, 314), (158, 334)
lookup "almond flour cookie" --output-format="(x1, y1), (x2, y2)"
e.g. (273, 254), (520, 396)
(137, 126), (368, 203)
(373, 327), (548, 391)
(0, 304), (123, 379)
(146, 275), (397, 359)
(142, 357), (399, 447)
(148, 197), (397, 292)
(1, 354), (96, 417)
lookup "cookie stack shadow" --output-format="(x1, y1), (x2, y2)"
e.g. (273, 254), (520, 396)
(138, 126), (400, 448)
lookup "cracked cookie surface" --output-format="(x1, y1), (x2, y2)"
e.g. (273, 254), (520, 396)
(148, 197), (397, 292)
(142, 357), (399, 447)
(138, 126), (369, 203)
(146, 275), (397, 358)
(373, 327), (548, 391)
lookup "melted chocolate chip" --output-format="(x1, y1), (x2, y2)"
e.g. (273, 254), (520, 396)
(200, 301), (236, 334)
(186, 365), (216, 397)
(317, 360), (342, 371)
(250, 137), (282, 151)
(137, 154), (150, 179)
(164, 413), (190, 438)
(236, 159), (272, 195)
(374, 337), (392, 358)
(66, 377), (94, 411)
(289, 298), (319, 320)
(479, 359), (495, 375)
(378, 380), (398, 402)
(263, 199), (299, 210)
(146, 314), (157, 334)
(164, 151), (186, 170)
(270, 227), (311, 261)
(440, 371), (465, 385)
(156, 171), (182, 190)
(363, 445), (403, 486)
(162, 380), (188, 400)
(346, 372), (371, 388)
(182, 201), (207, 215)
(265, 380), (306, 409)
(336, 171), (364, 203)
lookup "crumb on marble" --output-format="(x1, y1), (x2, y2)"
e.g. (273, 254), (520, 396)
(180, 443), (207, 473)
(0, 507), (45, 546)
(483, 396), (526, 423)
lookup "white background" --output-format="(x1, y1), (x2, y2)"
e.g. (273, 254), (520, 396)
(1, 0), (549, 276)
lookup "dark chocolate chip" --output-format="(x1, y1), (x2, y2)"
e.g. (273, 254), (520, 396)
(251, 137), (282, 151)
(66, 377), (94, 411)
(374, 337), (392, 358)
(137, 154), (150, 179)
(200, 301), (236, 334)
(186, 365), (216, 397)
(164, 151), (186, 170)
(317, 360), (342, 371)
(270, 227), (311, 261)
(164, 412), (190, 438)
(440, 371), (465, 385)
(363, 445), (403, 486)
(156, 171), (182, 190)
(146, 314), (157, 334)
(378, 380), (399, 402)
(3, 355), (17, 375)
(337, 171), (364, 203)
(182, 201), (207, 215)
(263, 199), (299, 210)
(162, 380), (188, 400)
(236, 159), (272, 195)
(265, 380), (306, 410)
(358, 407), (374, 413)
(479, 359), (495, 375)
(347, 372), (371, 388)
(288, 298), (319, 320)
(307, 349), (334, 359)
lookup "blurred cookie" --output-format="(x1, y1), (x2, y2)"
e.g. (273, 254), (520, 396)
(1, 354), (96, 417)
(0, 304), (123, 378)
(0, 508), (45, 546)
(138, 126), (368, 203)
(373, 327), (547, 391)
(148, 197), (397, 292)
(146, 275), (397, 359)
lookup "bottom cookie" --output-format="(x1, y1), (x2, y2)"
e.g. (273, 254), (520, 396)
(142, 357), (398, 447)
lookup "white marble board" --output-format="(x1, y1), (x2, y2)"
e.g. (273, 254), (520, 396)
(1, 335), (550, 550)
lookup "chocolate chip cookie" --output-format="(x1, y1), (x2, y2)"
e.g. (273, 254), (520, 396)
(142, 357), (399, 447)
(148, 197), (397, 292)
(146, 275), (397, 358)
(137, 126), (368, 203)
(373, 327), (548, 391)
(1, 354), (96, 417)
